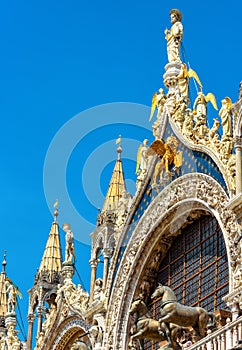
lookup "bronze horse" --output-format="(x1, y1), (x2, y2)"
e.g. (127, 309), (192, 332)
(129, 298), (185, 349)
(151, 284), (216, 340)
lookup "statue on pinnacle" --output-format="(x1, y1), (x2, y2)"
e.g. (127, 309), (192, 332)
(165, 9), (183, 63)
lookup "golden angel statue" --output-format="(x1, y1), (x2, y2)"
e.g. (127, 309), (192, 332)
(177, 63), (202, 97)
(219, 97), (233, 141)
(149, 89), (167, 121)
(148, 136), (183, 185)
(193, 91), (218, 119)
(165, 9), (183, 63)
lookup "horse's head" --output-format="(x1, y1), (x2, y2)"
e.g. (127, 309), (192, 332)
(129, 299), (146, 316)
(151, 283), (164, 300)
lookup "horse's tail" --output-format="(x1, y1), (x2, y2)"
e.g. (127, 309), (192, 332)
(207, 312), (217, 327)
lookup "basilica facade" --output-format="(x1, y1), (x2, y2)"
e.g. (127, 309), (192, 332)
(0, 8), (242, 350)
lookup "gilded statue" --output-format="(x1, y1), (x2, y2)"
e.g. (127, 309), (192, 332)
(219, 97), (233, 141)
(177, 63), (202, 98)
(151, 284), (216, 348)
(148, 136), (183, 185)
(165, 9), (183, 63)
(193, 91), (218, 119)
(149, 89), (167, 122)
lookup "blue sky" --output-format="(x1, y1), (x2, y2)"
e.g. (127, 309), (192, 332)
(0, 0), (241, 340)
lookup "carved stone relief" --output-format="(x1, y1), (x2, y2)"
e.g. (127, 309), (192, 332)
(103, 173), (241, 349)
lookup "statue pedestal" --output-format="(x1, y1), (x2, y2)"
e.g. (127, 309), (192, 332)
(5, 313), (17, 328)
(163, 62), (182, 91)
(62, 262), (74, 281)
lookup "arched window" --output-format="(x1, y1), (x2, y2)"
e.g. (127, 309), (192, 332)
(145, 215), (229, 349)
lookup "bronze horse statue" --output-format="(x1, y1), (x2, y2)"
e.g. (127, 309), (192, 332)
(151, 284), (216, 342)
(129, 298), (185, 349)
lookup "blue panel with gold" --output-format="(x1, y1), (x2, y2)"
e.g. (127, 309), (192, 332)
(112, 123), (228, 282)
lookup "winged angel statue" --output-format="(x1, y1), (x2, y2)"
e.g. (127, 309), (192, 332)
(150, 136), (183, 185)
(136, 136), (183, 187)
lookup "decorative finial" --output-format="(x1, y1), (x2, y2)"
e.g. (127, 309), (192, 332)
(116, 135), (122, 160)
(2, 251), (6, 273)
(53, 199), (59, 222)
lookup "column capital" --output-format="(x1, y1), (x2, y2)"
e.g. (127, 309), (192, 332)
(27, 313), (35, 323)
(234, 136), (242, 149)
(36, 306), (46, 315)
(103, 248), (112, 259)
(89, 258), (98, 268)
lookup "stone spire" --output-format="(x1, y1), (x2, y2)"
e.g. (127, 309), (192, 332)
(0, 252), (7, 317)
(102, 144), (126, 212)
(38, 207), (63, 283)
(27, 206), (63, 350)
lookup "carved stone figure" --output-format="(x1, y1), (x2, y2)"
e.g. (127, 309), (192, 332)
(42, 304), (56, 332)
(6, 326), (21, 349)
(193, 113), (209, 145)
(70, 284), (89, 312)
(89, 320), (103, 350)
(151, 284), (216, 347)
(5, 281), (17, 314)
(165, 9), (183, 63)
(219, 97), (233, 141)
(157, 88), (167, 119)
(0, 332), (6, 350)
(209, 118), (221, 151)
(193, 92), (218, 121)
(93, 278), (104, 303)
(173, 97), (187, 129)
(226, 154), (236, 192)
(136, 139), (151, 191)
(136, 139), (149, 177)
(62, 223), (75, 263)
(177, 64), (202, 98)
(35, 331), (44, 349)
(56, 277), (76, 306)
(182, 108), (195, 140)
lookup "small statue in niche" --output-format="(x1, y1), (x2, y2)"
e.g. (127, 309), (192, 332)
(182, 108), (195, 140)
(93, 278), (104, 303)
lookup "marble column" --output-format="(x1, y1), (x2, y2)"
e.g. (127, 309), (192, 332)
(234, 136), (242, 195)
(89, 258), (98, 304)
